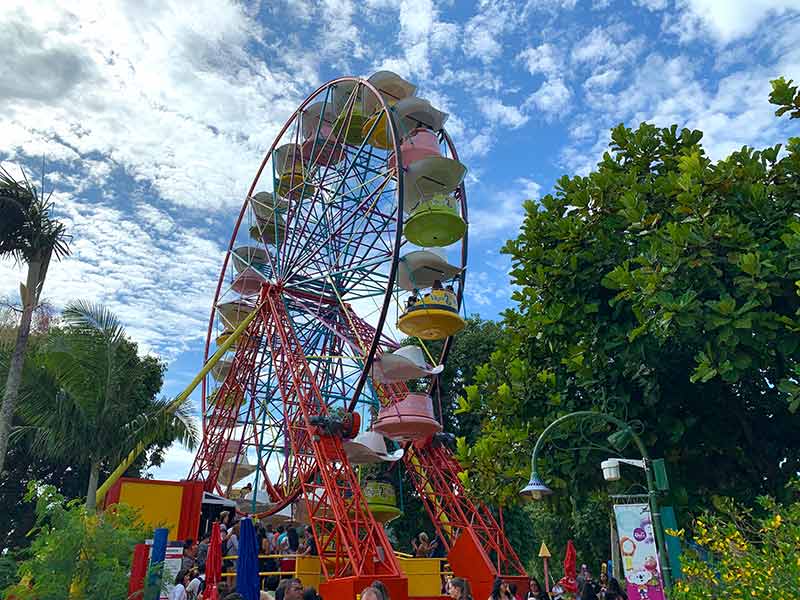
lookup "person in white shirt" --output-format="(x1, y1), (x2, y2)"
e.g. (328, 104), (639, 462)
(169, 570), (190, 600)
(185, 566), (205, 600)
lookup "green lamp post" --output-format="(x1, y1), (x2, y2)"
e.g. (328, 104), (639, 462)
(520, 410), (673, 591)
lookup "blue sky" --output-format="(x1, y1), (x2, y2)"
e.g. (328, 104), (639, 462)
(2, 0), (799, 479)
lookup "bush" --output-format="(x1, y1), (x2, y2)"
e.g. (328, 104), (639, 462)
(670, 483), (800, 599)
(3, 483), (147, 600)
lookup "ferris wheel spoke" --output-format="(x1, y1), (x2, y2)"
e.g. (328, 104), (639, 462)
(279, 97), (396, 280)
(281, 172), (395, 282)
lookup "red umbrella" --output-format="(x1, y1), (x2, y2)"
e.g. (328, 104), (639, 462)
(206, 522), (223, 600)
(557, 539), (578, 594)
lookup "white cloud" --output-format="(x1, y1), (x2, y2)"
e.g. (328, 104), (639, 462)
(319, 0), (367, 62)
(571, 25), (642, 66)
(518, 43), (563, 77)
(634, 0), (668, 9)
(526, 78), (572, 117)
(477, 98), (530, 129)
(560, 46), (800, 174)
(0, 0), (306, 212)
(463, 0), (519, 64)
(0, 193), (224, 359)
(469, 177), (541, 239)
(671, 0), (799, 44)
(584, 68), (622, 91)
(524, 0), (579, 10)
(370, 0), (459, 82)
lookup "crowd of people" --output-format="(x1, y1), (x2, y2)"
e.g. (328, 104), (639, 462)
(171, 518), (628, 600)
(167, 510), (321, 600)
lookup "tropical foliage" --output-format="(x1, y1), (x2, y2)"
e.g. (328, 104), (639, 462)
(11, 300), (197, 510)
(3, 483), (147, 600)
(670, 482), (800, 599)
(0, 324), (190, 551)
(453, 81), (800, 573)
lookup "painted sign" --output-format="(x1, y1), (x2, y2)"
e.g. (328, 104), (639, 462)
(613, 504), (665, 600)
(159, 547), (184, 600)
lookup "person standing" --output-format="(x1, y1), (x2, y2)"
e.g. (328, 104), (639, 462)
(186, 566), (205, 600)
(181, 539), (196, 571)
(303, 526), (318, 556)
(488, 578), (511, 600)
(287, 526), (300, 553)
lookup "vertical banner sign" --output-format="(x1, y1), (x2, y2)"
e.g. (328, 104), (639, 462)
(613, 504), (665, 600)
(158, 547), (184, 600)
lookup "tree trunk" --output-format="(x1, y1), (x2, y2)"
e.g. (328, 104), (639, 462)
(86, 460), (100, 512)
(0, 256), (43, 475)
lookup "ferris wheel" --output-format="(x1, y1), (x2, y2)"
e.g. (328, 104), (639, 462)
(188, 73), (525, 597)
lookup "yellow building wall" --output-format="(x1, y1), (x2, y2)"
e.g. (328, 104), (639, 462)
(119, 481), (184, 539)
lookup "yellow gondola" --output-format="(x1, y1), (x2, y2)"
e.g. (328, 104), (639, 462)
(397, 288), (465, 340)
(275, 171), (315, 201)
(332, 80), (370, 146)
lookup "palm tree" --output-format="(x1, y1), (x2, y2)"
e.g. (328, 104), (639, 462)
(13, 301), (197, 510)
(0, 164), (70, 475)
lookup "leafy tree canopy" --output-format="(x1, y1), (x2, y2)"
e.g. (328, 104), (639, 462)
(457, 80), (800, 526)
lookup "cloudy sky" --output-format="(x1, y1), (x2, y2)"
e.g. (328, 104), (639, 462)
(2, 0), (799, 480)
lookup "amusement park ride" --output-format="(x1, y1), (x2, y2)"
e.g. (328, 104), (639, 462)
(105, 72), (528, 599)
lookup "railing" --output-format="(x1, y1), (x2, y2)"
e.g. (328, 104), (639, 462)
(220, 553), (315, 579)
(218, 552), (453, 586)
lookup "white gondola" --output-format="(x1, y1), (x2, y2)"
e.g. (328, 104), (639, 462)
(394, 97), (448, 133)
(402, 156), (467, 213)
(219, 454), (257, 487)
(363, 71), (417, 113)
(343, 431), (405, 464)
(273, 143), (305, 176)
(210, 359), (233, 382)
(216, 300), (254, 329)
(397, 248), (461, 291)
(371, 345), (444, 383)
(250, 191), (288, 222)
(231, 246), (269, 273)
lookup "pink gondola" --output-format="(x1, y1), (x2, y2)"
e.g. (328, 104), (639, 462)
(372, 393), (442, 442)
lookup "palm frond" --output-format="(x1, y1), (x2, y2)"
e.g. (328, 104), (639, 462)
(117, 396), (199, 458)
(62, 300), (126, 347)
(0, 163), (70, 263)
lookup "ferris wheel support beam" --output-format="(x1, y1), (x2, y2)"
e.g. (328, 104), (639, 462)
(258, 284), (405, 588)
(341, 310), (526, 583)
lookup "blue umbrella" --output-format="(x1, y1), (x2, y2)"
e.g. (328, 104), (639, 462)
(236, 517), (261, 600)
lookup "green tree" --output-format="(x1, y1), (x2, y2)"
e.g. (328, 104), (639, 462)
(0, 165), (70, 475)
(4, 482), (147, 600)
(0, 322), (180, 550)
(458, 81), (800, 528)
(769, 76), (800, 120)
(12, 301), (197, 511)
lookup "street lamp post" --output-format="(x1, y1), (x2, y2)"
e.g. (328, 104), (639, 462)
(520, 411), (673, 591)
